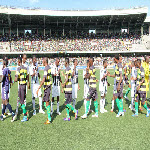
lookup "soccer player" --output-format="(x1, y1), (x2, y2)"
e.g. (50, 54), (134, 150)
(22, 54), (30, 106)
(123, 62), (131, 100)
(29, 56), (45, 115)
(61, 58), (78, 121)
(99, 59), (109, 113)
(81, 57), (98, 119)
(132, 59), (150, 117)
(108, 55), (124, 117)
(71, 59), (80, 109)
(0, 59), (15, 121)
(129, 61), (137, 110)
(36, 57), (52, 124)
(51, 58), (62, 115)
(12, 57), (28, 122)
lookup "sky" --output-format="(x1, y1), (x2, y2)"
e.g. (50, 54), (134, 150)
(1, 0), (150, 16)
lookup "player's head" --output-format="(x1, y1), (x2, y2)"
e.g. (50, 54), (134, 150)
(86, 60), (89, 67)
(55, 58), (60, 66)
(114, 55), (119, 63)
(18, 57), (22, 66)
(22, 54), (27, 63)
(3, 56), (8, 67)
(73, 58), (78, 66)
(65, 58), (69, 67)
(145, 55), (149, 64)
(137, 59), (141, 68)
(43, 57), (48, 66)
(103, 59), (107, 68)
(89, 56), (94, 67)
(32, 55), (37, 65)
(131, 61), (135, 67)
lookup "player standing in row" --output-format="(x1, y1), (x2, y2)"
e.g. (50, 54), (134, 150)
(22, 54), (30, 106)
(13, 57), (28, 122)
(29, 56), (45, 115)
(108, 55), (124, 117)
(61, 58), (78, 121)
(0, 59), (15, 121)
(51, 58), (62, 115)
(81, 57), (98, 119)
(71, 59), (80, 109)
(129, 61), (137, 110)
(132, 59), (150, 117)
(36, 57), (52, 124)
(99, 59), (108, 113)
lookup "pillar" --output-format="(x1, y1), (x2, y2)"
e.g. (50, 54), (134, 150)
(141, 26), (143, 35)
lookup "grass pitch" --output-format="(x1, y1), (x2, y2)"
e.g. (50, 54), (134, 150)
(0, 69), (150, 150)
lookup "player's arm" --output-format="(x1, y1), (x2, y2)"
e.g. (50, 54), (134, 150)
(71, 65), (76, 77)
(0, 75), (4, 83)
(124, 67), (127, 78)
(108, 73), (115, 78)
(62, 74), (68, 87)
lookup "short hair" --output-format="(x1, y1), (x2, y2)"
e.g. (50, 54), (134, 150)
(144, 55), (149, 61)
(73, 58), (77, 63)
(44, 57), (48, 63)
(90, 56), (94, 62)
(103, 59), (107, 65)
(23, 54), (27, 58)
(18, 57), (22, 63)
(65, 58), (69, 64)
(137, 59), (141, 64)
(114, 54), (119, 61)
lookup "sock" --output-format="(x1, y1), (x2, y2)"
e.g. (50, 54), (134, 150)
(21, 104), (27, 115)
(6, 103), (12, 113)
(57, 102), (59, 113)
(73, 99), (76, 109)
(84, 100), (86, 113)
(103, 99), (105, 110)
(135, 102), (138, 114)
(112, 100), (114, 110)
(115, 98), (120, 111)
(66, 104), (77, 113)
(94, 100), (98, 115)
(1, 104), (3, 110)
(16, 99), (19, 114)
(39, 97), (42, 110)
(46, 105), (51, 122)
(5, 107), (8, 113)
(2, 104), (6, 115)
(51, 102), (54, 114)
(89, 99), (92, 111)
(125, 87), (131, 97)
(24, 99), (26, 107)
(100, 99), (103, 111)
(131, 97), (134, 108)
(143, 102), (148, 111)
(65, 105), (70, 118)
(85, 101), (90, 115)
(32, 97), (35, 110)
(119, 99), (123, 112)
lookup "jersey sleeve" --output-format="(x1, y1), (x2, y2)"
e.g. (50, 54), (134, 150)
(15, 68), (20, 78)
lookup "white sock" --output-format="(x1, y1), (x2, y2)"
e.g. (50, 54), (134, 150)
(131, 97), (134, 107)
(103, 99), (105, 110)
(112, 100), (114, 110)
(24, 99), (26, 107)
(73, 99), (76, 109)
(32, 98), (35, 110)
(57, 102), (59, 113)
(51, 102), (54, 114)
(89, 99), (92, 111)
(16, 99), (19, 114)
(100, 99), (103, 111)
(84, 99), (87, 113)
(1, 104), (3, 110)
(39, 97), (42, 111)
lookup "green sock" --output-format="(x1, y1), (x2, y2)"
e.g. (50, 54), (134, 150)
(143, 102), (148, 111)
(46, 105), (51, 122)
(135, 102), (138, 114)
(44, 102), (46, 109)
(66, 104), (76, 113)
(119, 99), (123, 112)
(94, 100), (98, 115)
(85, 101), (90, 115)
(125, 88), (131, 96)
(21, 104), (27, 114)
(66, 106), (70, 118)
(116, 98), (120, 111)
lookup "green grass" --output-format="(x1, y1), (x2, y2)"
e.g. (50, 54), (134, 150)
(0, 69), (150, 150)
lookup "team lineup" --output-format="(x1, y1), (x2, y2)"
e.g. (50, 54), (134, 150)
(0, 54), (150, 124)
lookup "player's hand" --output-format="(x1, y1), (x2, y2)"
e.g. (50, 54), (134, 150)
(62, 83), (65, 88)
(61, 89), (64, 93)
(36, 89), (39, 95)
(78, 86), (80, 91)
(96, 79), (98, 82)
(28, 83), (30, 89)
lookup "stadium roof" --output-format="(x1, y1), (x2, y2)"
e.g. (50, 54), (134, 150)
(0, 6), (148, 16)
(144, 16), (150, 22)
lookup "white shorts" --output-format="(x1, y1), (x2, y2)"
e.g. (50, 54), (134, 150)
(131, 83), (136, 98)
(100, 85), (107, 97)
(72, 83), (78, 99)
(31, 83), (42, 98)
(84, 84), (89, 99)
(52, 85), (60, 98)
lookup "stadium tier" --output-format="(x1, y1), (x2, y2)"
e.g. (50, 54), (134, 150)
(0, 6), (150, 52)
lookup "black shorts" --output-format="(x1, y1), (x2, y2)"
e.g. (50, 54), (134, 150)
(135, 91), (146, 103)
(65, 93), (72, 104)
(18, 84), (26, 105)
(87, 87), (98, 101)
(114, 83), (123, 99)
(43, 86), (51, 102)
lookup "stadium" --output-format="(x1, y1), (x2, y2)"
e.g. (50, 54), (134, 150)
(1, 3), (150, 150)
